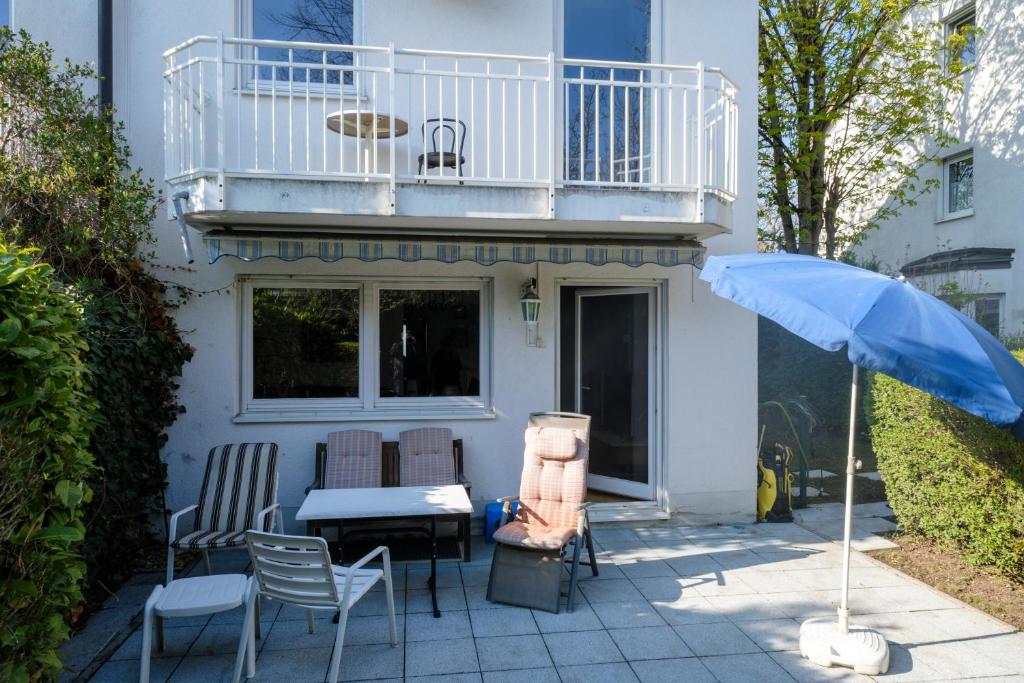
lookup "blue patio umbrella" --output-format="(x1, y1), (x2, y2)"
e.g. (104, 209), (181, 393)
(699, 252), (1024, 674)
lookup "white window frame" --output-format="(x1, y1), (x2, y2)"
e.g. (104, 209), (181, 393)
(943, 4), (976, 71)
(236, 0), (364, 97)
(239, 276), (492, 421)
(941, 150), (974, 220)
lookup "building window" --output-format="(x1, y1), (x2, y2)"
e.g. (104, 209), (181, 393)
(0, 1), (10, 28)
(378, 289), (481, 399)
(241, 278), (490, 418)
(947, 9), (976, 68)
(242, 0), (356, 86)
(973, 294), (1002, 337)
(944, 152), (973, 216)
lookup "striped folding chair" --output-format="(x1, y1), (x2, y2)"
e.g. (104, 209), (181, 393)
(398, 427), (455, 486)
(324, 430), (383, 489)
(166, 443), (281, 585)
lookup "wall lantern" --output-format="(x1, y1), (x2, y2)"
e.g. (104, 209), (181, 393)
(520, 278), (542, 347)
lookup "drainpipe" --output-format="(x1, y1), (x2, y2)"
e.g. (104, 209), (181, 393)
(171, 192), (195, 264)
(98, 0), (113, 114)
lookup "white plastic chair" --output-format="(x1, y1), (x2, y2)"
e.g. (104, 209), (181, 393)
(244, 531), (397, 683)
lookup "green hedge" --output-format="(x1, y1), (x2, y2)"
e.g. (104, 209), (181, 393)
(868, 356), (1024, 580)
(0, 242), (97, 682)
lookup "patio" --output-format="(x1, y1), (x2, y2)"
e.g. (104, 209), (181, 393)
(75, 520), (1023, 682)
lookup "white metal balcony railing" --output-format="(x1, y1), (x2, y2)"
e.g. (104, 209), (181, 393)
(163, 35), (738, 221)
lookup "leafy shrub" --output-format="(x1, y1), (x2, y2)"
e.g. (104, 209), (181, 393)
(0, 27), (192, 641)
(868, 357), (1024, 580)
(0, 241), (97, 682)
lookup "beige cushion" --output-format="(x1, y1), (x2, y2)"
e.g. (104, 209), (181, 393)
(493, 520), (576, 551)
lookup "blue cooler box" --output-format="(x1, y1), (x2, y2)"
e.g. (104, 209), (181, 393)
(484, 501), (518, 543)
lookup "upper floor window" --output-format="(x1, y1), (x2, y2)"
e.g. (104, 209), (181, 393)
(944, 151), (973, 216)
(242, 0), (356, 86)
(946, 8), (976, 69)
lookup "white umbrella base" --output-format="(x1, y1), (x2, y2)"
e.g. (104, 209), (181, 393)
(799, 617), (890, 675)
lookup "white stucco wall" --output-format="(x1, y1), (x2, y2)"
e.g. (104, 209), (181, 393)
(15, 0), (758, 526)
(852, 0), (1024, 335)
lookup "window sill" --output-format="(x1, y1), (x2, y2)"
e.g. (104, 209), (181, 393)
(935, 209), (974, 224)
(233, 408), (497, 424)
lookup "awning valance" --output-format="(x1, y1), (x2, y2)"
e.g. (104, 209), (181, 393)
(204, 236), (704, 268)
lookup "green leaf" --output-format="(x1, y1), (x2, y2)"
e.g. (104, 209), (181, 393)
(33, 526), (83, 543)
(0, 317), (21, 344)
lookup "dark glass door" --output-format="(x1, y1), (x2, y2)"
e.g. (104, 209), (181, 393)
(575, 288), (654, 499)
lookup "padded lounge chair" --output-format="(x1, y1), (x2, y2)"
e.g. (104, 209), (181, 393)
(166, 443), (280, 585)
(486, 412), (598, 613)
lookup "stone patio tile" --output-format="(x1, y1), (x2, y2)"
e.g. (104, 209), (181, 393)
(673, 621), (761, 656)
(405, 637), (479, 677)
(89, 656), (179, 683)
(339, 614), (403, 645)
(735, 618), (802, 652)
(406, 609), (472, 641)
(333, 642), (404, 681)
(732, 568), (814, 594)
(608, 625), (694, 660)
(768, 650), (872, 682)
(630, 576), (692, 602)
(276, 603), (337, 622)
(708, 547), (765, 571)
(209, 599), (280, 625)
(591, 600), (666, 629)
(406, 586), (467, 613)
(690, 571), (758, 597)
(409, 566), (463, 589)
(617, 559), (677, 578)
(699, 652), (795, 682)
(188, 623), (260, 657)
(346, 588), (406, 617)
(470, 607), (538, 637)
(878, 643), (947, 682)
(408, 675), (481, 683)
(763, 590), (837, 619)
(263, 617), (341, 651)
(849, 585), (960, 614)
(460, 564), (492, 587)
(630, 657), (718, 682)
(705, 593), (791, 622)
(252, 646), (330, 682)
(543, 629), (624, 666)
(848, 566), (910, 588)
(908, 640), (1019, 679)
(481, 667), (561, 682)
(464, 585), (519, 611)
(578, 578), (644, 603)
(168, 654), (237, 682)
(664, 554), (725, 577)
(651, 595), (730, 626)
(475, 634), (552, 671)
(531, 603), (604, 633)
(557, 662), (639, 683)
(588, 559), (627, 580)
(593, 528), (645, 544)
(111, 625), (203, 661)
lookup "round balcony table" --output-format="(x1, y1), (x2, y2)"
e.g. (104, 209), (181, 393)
(326, 111), (408, 175)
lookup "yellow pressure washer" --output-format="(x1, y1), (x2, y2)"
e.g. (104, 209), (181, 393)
(756, 426), (794, 523)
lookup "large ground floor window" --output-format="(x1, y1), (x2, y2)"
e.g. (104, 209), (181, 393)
(240, 277), (491, 418)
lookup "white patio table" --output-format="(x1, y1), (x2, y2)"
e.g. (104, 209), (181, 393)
(296, 484), (473, 618)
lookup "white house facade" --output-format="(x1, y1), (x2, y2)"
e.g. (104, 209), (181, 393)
(851, 0), (1024, 338)
(13, 0), (759, 526)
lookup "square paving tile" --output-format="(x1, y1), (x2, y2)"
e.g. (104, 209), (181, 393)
(664, 554), (725, 577)
(591, 600), (666, 630)
(705, 593), (791, 622)
(263, 617), (341, 651)
(409, 566), (463, 589)
(333, 642), (404, 681)
(558, 662), (639, 682)
(608, 625), (694, 660)
(767, 650), (870, 682)
(460, 564), (492, 587)
(578, 578), (644, 604)
(111, 625), (203, 661)
(618, 559), (677, 579)
(543, 629), (624, 666)
(252, 646), (330, 682)
(673, 621), (761, 656)
(90, 656), (179, 683)
(167, 654), (237, 682)
(405, 637), (480, 677)
(651, 595), (729, 626)
(338, 614), (402, 645)
(187, 623), (256, 657)
(346, 589), (405, 617)
(481, 667), (560, 683)
(700, 652), (796, 682)
(630, 657), (718, 682)
(406, 609), (472, 641)
(735, 618), (802, 652)
(631, 576), (692, 602)
(470, 607), (538, 637)
(531, 603), (604, 633)
(475, 634), (552, 671)
(406, 586), (467, 613)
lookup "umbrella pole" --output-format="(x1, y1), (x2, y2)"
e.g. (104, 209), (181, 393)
(838, 363), (859, 634)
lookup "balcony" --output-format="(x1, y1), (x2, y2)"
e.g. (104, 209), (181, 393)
(163, 35), (739, 243)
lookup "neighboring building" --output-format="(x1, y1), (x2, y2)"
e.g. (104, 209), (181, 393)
(851, 0), (1024, 338)
(16, 0), (758, 525)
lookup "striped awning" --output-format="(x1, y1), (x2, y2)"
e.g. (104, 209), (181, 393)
(204, 236), (704, 268)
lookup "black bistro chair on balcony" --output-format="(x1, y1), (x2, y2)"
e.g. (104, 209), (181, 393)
(417, 117), (466, 180)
